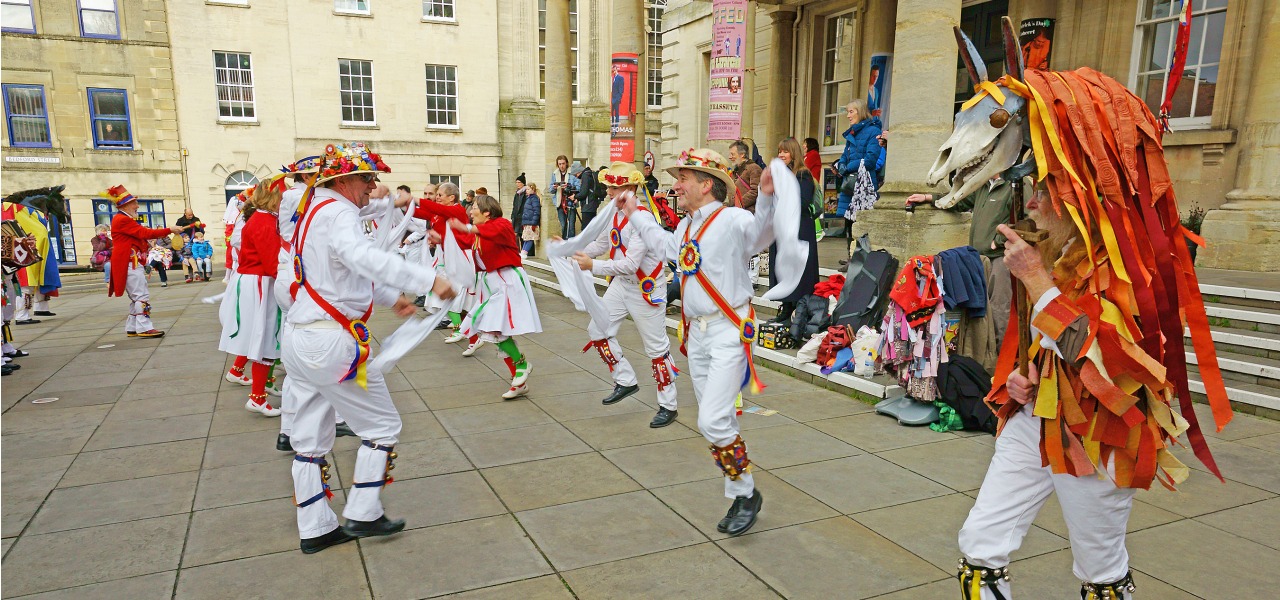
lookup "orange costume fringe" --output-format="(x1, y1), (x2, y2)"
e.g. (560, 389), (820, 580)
(982, 67), (1233, 490)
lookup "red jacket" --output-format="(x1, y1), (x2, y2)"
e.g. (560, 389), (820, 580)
(472, 218), (521, 272)
(804, 149), (823, 183)
(109, 212), (171, 297)
(413, 200), (474, 247)
(237, 211), (281, 277)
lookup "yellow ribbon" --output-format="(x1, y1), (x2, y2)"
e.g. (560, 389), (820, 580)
(959, 80), (1008, 111)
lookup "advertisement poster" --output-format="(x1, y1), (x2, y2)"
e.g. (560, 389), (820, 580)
(867, 53), (892, 125)
(707, 0), (747, 140)
(1019, 18), (1055, 71)
(610, 52), (640, 162)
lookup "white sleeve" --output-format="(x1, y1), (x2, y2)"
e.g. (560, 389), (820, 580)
(328, 210), (439, 302)
(625, 209), (678, 264)
(1031, 287), (1064, 359)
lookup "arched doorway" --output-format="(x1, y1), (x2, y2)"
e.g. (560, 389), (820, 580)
(224, 170), (259, 204)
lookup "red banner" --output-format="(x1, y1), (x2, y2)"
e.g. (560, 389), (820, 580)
(610, 53), (639, 162)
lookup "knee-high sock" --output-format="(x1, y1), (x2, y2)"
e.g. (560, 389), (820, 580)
(496, 338), (528, 380)
(231, 355), (249, 374)
(251, 361), (270, 403)
(447, 311), (462, 328)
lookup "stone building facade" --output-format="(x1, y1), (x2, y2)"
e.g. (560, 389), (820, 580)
(0, 0), (184, 266)
(656, 0), (1278, 272)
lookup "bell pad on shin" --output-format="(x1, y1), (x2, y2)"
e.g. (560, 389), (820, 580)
(1081, 571), (1135, 600)
(354, 440), (397, 488)
(710, 435), (751, 481)
(958, 558), (1009, 600)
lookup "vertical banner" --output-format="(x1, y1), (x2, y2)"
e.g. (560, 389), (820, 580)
(708, 0), (747, 140)
(1019, 18), (1055, 71)
(610, 52), (640, 162)
(867, 53), (892, 125)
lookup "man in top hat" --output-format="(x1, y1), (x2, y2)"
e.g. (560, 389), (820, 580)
(104, 185), (184, 338)
(570, 161), (680, 428)
(618, 148), (781, 536)
(282, 142), (455, 554)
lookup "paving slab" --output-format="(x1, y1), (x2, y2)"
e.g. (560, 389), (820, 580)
(8, 571), (177, 600)
(27, 471), (198, 534)
(651, 469), (839, 540)
(175, 544), (370, 600)
(481, 452), (642, 512)
(773, 454), (954, 514)
(562, 542), (781, 600)
(437, 576), (576, 600)
(453, 422), (592, 468)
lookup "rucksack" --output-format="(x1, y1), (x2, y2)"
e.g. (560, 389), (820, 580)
(816, 324), (853, 366)
(832, 234), (899, 331)
(937, 355), (997, 434)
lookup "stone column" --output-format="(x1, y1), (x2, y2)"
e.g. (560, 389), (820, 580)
(740, 2), (756, 141)
(849, 0), (968, 261)
(614, 0), (646, 167)
(765, 10), (796, 149)
(1199, 0), (1280, 272)
(544, 0), (574, 238)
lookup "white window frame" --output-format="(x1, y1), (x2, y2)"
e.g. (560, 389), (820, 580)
(538, 0), (580, 103)
(646, 1), (666, 110)
(334, 0), (369, 16)
(820, 10), (858, 151)
(430, 174), (460, 187)
(214, 51), (256, 122)
(422, 0), (455, 23)
(338, 59), (376, 126)
(1129, 0), (1227, 130)
(424, 64), (459, 129)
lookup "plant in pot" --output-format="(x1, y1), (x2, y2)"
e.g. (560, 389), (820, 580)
(1182, 204), (1206, 263)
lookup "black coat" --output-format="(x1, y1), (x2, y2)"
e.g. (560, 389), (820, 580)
(579, 168), (601, 213)
(769, 169), (820, 302)
(512, 190), (527, 233)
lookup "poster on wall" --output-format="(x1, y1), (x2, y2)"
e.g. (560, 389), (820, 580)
(707, 0), (747, 141)
(867, 53), (892, 126)
(1019, 18), (1055, 71)
(610, 52), (640, 162)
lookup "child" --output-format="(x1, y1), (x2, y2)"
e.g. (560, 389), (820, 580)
(448, 195), (542, 399)
(147, 240), (171, 287)
(179, 233), (197, 282)
(191, 232), (214, 281)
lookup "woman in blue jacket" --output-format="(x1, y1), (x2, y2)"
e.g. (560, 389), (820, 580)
(520, 183), (542, 257)
(833, 98), (882, 238)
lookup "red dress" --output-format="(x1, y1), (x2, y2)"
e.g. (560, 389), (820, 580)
(237, 211), (281, 277)
(109, 212), (171, 297)
(471, 218), (521, 272)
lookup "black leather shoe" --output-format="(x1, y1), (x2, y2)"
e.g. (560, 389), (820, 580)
(5, 363), (20, 371)
(14, 319), (40, 325)
(276, 433), (292, 452)
(34, 311), (55, 316)
(4, 349), (29, 358)
(334, 422), (356, 437)
(343, 515), (406, 538)
(2, 364), (14, 376)
(650, 407), (678, 428)
(300, 526), (355, 554)
(723, 491), (763, 536)
(413, 295), (426, 307)
(601, 384), (639, 405)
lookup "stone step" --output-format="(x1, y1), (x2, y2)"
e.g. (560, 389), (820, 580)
(1188, 378), (1280, 414)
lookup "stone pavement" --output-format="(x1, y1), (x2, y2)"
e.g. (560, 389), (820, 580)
(3, 278), (1279, 599)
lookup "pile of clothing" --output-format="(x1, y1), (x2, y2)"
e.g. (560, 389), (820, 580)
(878, 255), (948, 402)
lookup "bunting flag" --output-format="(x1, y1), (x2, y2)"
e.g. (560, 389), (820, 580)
(1158, 0), (1194, 134)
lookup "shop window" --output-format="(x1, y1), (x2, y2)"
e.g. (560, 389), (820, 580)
(1134, 0), (1227, 128)
(538, 0), (579, 102)
(87, 87), (132, 149)
(820, 11), (857, 149)
(93, 199), (165, 229)
(3, 84), (52, 148)
(57, 199), (76, 264)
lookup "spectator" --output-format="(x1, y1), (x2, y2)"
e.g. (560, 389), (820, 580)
(511, 173), (528, 237)
(178, 232), (197, 282)
(803, 137), (823, 183)
(91, 224), (112, 283)
(578, 161), (601, 228)
(175, 207), (204, 235)
(520, 182), (542, 257)
(769, 137), (820, 324)
(464, 189), (476, 211)
(833, 98), (882, 238)
(550, 156), (580, 238)
(191, 231), (214, 281)
(549, 155), (573, 237)
(727, 140), (762, 212)
(147, 239), (171, 287)
(643, 162), (659, 197)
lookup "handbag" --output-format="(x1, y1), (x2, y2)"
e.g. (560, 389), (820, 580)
(1, 220), (41, 270)
(844, 161), (878, 221)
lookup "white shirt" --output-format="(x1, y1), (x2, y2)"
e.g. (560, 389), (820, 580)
(286, 187), (438, 326)
(633, 200), (774, 320)
(582, 209), (663, 282)
(278, 181), (307, 245)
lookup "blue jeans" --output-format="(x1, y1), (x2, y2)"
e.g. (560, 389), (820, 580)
(558, 206), (577, 239)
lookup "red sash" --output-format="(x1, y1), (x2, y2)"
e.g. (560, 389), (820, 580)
(292, 198), (375, 388)
(677, 207), (765, 393)
(609, 212), (664, 305)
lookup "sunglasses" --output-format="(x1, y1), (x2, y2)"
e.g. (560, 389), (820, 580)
(358, 174), (379, 183)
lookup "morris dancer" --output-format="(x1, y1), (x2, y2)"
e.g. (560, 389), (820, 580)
(944, 20), (1232, 599)
(448, 195), (540, 398)
(283, 142), (455, 553)
(620, 148), (785, 536)
(411, 182), (475, 342)
(568, 161), (680, 428)
(219, 181), (286, 417)
(104, 185), (183, 338)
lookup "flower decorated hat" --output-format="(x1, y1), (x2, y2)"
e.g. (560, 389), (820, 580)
(101, 185), (137, 208)
(313, 142), (391, 185)
(600, 161), (645, 188)
(281, 154), (322, 175)
(666, 148), (735, 190)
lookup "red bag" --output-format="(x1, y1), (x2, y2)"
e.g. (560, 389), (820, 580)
(816, 324), (854, 366)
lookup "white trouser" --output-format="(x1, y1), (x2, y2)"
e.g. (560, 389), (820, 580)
(15, 286), (47, 321)
(588, 279), (678, 410)
(278, 323), (345, 437)
(125, 264), (155, 332)
(959, 404), (1136, 598)
(282, 322), (402, 538)
(3, 277), (15, 322)
(686, 309), (754, 499)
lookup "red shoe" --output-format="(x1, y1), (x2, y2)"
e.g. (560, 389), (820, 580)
(134, 329), (165, 338)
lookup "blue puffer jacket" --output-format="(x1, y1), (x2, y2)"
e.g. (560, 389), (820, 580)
(521, 193), (541, 227)
(836, 117), (883, 187)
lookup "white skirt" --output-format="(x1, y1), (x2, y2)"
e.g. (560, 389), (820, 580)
(218, 272), (282, 362)
(461, 267), (542, 337)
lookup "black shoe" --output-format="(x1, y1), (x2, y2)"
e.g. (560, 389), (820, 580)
(343, 515), (406, 539)
(34, 311), (55, 316)
(722, 491), (763, 536)
(601, 384), (639, 405)
(4, 349), (29, 358)
(334, 422), (356, 437)
(5, 363), (20, 371)
(300, 526), (356, 554)
(413, 295), (426, 307)
(650, 407), (678, 428)
(14, 319), (40, 325)
(433, 320), (452, 330)
(2, 364), (12, 376)
(276, 433), (292, 452)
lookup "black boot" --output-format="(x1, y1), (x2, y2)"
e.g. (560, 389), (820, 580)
(650, 407), (678, 428)
(601, 384), (639, 405)
(334, 422), (356, 437)
(276, 433), (292, 452)
(343, 515), (406, 538)
(300, 526), (355, 554)
(718, 490), (763, 536)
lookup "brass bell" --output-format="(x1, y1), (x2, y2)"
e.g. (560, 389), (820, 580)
(386, 462), (396, 471)
(388, 451), (398, 460)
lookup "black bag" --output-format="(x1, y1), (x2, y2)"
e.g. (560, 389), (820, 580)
(831, 234), (898, 331)
(757, 322), (796, 350)
(937, 356), (997, 434)
(790, 294), (829, 341)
